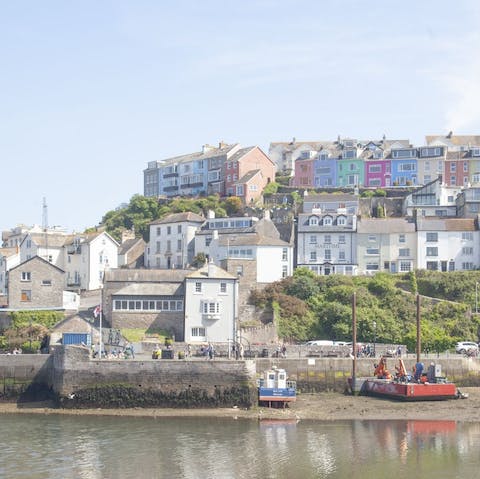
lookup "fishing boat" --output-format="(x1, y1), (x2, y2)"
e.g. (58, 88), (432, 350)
(350, 357), (465, 401)
(257, 368), (296, 407)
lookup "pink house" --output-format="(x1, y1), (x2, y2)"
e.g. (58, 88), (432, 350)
(292, 158), (315, 188)
(364, 159), (391, 188)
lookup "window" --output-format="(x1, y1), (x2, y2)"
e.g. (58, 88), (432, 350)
(191, 327), (206, 337)
(339, 235), (346, 244)
(426, 247), (438, 256)
(156, 227), (161, 235)
(450, 175), (456, 184)
(166, 240), (171, 252)
(156, 241), (161, 254)
(309, 216), (318, 226)
(426, 232), (438, 242)
(195, 282), (202, 293)
(310, 235), (317, 244)
(368, 235), (377, 242)
(366, 248), (379, 255)
(366, 263), (379, 270)
(462, 232), (473, 241)
(400, 261), (412, 272)
(236, 266), (243, 276)
(337, 216), (346, 226)
(310, 251), (317, 261)
(427, 261), (438, 270)
(323, 216), (332, 226)
(167, 226), (171, 235)
(21, 290), (31, 301)
(324, 250), (331, 261)
(282, 248), (288, 261)
(462, 247), (473, 255)
(399, 248), (410, 257)
(202, 301), (220, 315)
(41, 279), (52, 286)
(177, 239), (182, 252)
(236, 185), (244, 196)
(282, 265), (288, 278)
(324, 235), (331, 244)
(450, 163), (456, 172)
(462, 262), (474, 270)
(220, 282), (227, 293)
(177, 225), (182, 234)
(339, 251), (345, 260)
(21, 272), (31, 281)
(369, 164), (382, 173)
(399, 234), (405, 243)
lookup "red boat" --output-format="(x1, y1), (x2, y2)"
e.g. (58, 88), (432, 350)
(350, 358), (465, 401)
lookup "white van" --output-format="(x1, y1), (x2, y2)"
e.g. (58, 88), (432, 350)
(305, 340), (334, 347)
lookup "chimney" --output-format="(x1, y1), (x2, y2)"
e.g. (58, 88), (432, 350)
(212, 230), (219, 240)
(207, 257), (215, 277)
(207, 209), (215, 219)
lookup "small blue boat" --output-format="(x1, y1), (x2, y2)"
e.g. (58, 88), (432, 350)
(257, 368), (296, 407)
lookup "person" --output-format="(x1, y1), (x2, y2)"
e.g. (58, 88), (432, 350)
(397, 345), (402, 358)
(208, 343), (214, 360)
(185, 343), (192, 358)
(414, 362), (424, 382)
(239, 344), (244, 360)
(281, 344), (287, 358)
(126, 342), (135, 359)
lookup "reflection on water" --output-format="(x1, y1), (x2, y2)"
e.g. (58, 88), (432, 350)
(1, 414), (479, 479)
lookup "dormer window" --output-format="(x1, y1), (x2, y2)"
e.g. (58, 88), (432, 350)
(323, 216), (333, 226)
(309, 216), (319, 226)
(337, 216), (346, 226)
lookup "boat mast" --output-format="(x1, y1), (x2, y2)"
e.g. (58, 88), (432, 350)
(416, 293), (421, 364)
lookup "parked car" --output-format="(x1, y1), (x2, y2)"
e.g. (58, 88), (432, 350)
(455, 341), (479, 354)
(304, 340), (334, 347)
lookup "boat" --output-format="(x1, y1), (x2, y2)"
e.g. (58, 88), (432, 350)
(257, 368), (296, 407)
(349, 357), (466, 401)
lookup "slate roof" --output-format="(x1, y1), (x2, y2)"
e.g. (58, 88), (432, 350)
(118, 238), (145, 255)
(236, 169), (261, 184)
(104, 268), (192, 283)
(150, 212), (205, 226)
(426, 135), (480, 147)
(357, 218), (416, 234)
(113, 283), (184, 296)
(24, 233), (70, 248)
(150, 143), (239, 167)
(416, 218), (477, 231)
(218, 232), (289, 247)
(0, 247), (18, 258)
(185, 263), (236, 280)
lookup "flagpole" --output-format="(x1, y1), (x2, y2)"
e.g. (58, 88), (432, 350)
(99, 285), (103, 360)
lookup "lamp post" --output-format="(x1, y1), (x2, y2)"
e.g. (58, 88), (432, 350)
(476, 282), (478, 314)
(372, 320), (377, 357)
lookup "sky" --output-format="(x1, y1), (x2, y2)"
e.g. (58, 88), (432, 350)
(2, 0), (480, 234)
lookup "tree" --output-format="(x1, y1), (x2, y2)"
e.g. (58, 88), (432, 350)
(224, 197), (243, 216)
(192, 253), (207, 268)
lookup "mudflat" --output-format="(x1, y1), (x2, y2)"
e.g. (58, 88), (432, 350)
(1, 387), (480, 422)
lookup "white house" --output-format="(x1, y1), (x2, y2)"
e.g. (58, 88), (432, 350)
(63, 231), (119, 290)
(0, 247), (20, 296)
(184, 262), (238, 344)
(146, 212), (205, 269)
(416, 217), (480, 271)
(19, 232), (68, 268)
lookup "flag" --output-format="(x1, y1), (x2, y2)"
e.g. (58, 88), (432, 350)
(94, 305), (101, 318)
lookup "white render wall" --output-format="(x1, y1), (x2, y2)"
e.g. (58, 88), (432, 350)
(256, 245), (293, 282)
(416, 230), (480, 271)
(184, 277), (237, 343)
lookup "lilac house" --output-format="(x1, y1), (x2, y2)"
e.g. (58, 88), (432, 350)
(364, 159), (392, 188)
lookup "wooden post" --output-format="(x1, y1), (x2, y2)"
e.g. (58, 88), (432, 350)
(416, 293), (421, 364)
(352, 292), (357, 395)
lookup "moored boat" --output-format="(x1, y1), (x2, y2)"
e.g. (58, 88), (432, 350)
(257, 368), (296, 407)
(349, 357), (466, 401)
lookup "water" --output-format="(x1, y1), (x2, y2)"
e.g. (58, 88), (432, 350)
(1, 414), (479, 479)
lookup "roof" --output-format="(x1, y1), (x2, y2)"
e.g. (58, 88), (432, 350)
(185, 263), (236, 280)
(113, 283), (183, 296)
(150, 212), (205, 226)
(118, 238), (145, 255)
(9, 255), (65, 273)
(147, 143), (240, 168)
(218, 232), (289, 247)
(104, 268), (192, 283)
(426, 135), (480, 147)
(304, 193), (359, 203)
(357, 218), (416, 234)
(416, 218), (477, 231)
(63, 231), (119, 247)
(236, 169), (261, 184)
(23, 233), (70, 248)
(0, 247), (19, 258)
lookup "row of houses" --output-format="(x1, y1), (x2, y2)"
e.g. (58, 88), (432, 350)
(143, 142), (276, 204)
(270, 133), (480, 189)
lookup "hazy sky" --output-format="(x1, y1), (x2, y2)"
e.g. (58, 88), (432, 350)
(2, 0), (480, 233)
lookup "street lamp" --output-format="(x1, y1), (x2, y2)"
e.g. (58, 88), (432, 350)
(372, 320), (377, 357)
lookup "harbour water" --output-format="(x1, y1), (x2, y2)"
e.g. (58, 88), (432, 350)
(1, 414), (479, 479)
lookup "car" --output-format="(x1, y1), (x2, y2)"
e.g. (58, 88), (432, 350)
(304, 340), (334, 347)
(455, 341), (479, 354)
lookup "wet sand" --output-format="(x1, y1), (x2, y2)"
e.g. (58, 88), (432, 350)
(1, 387), (480, 422)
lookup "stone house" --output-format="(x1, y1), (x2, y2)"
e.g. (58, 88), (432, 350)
(8, 256), (65, 310)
